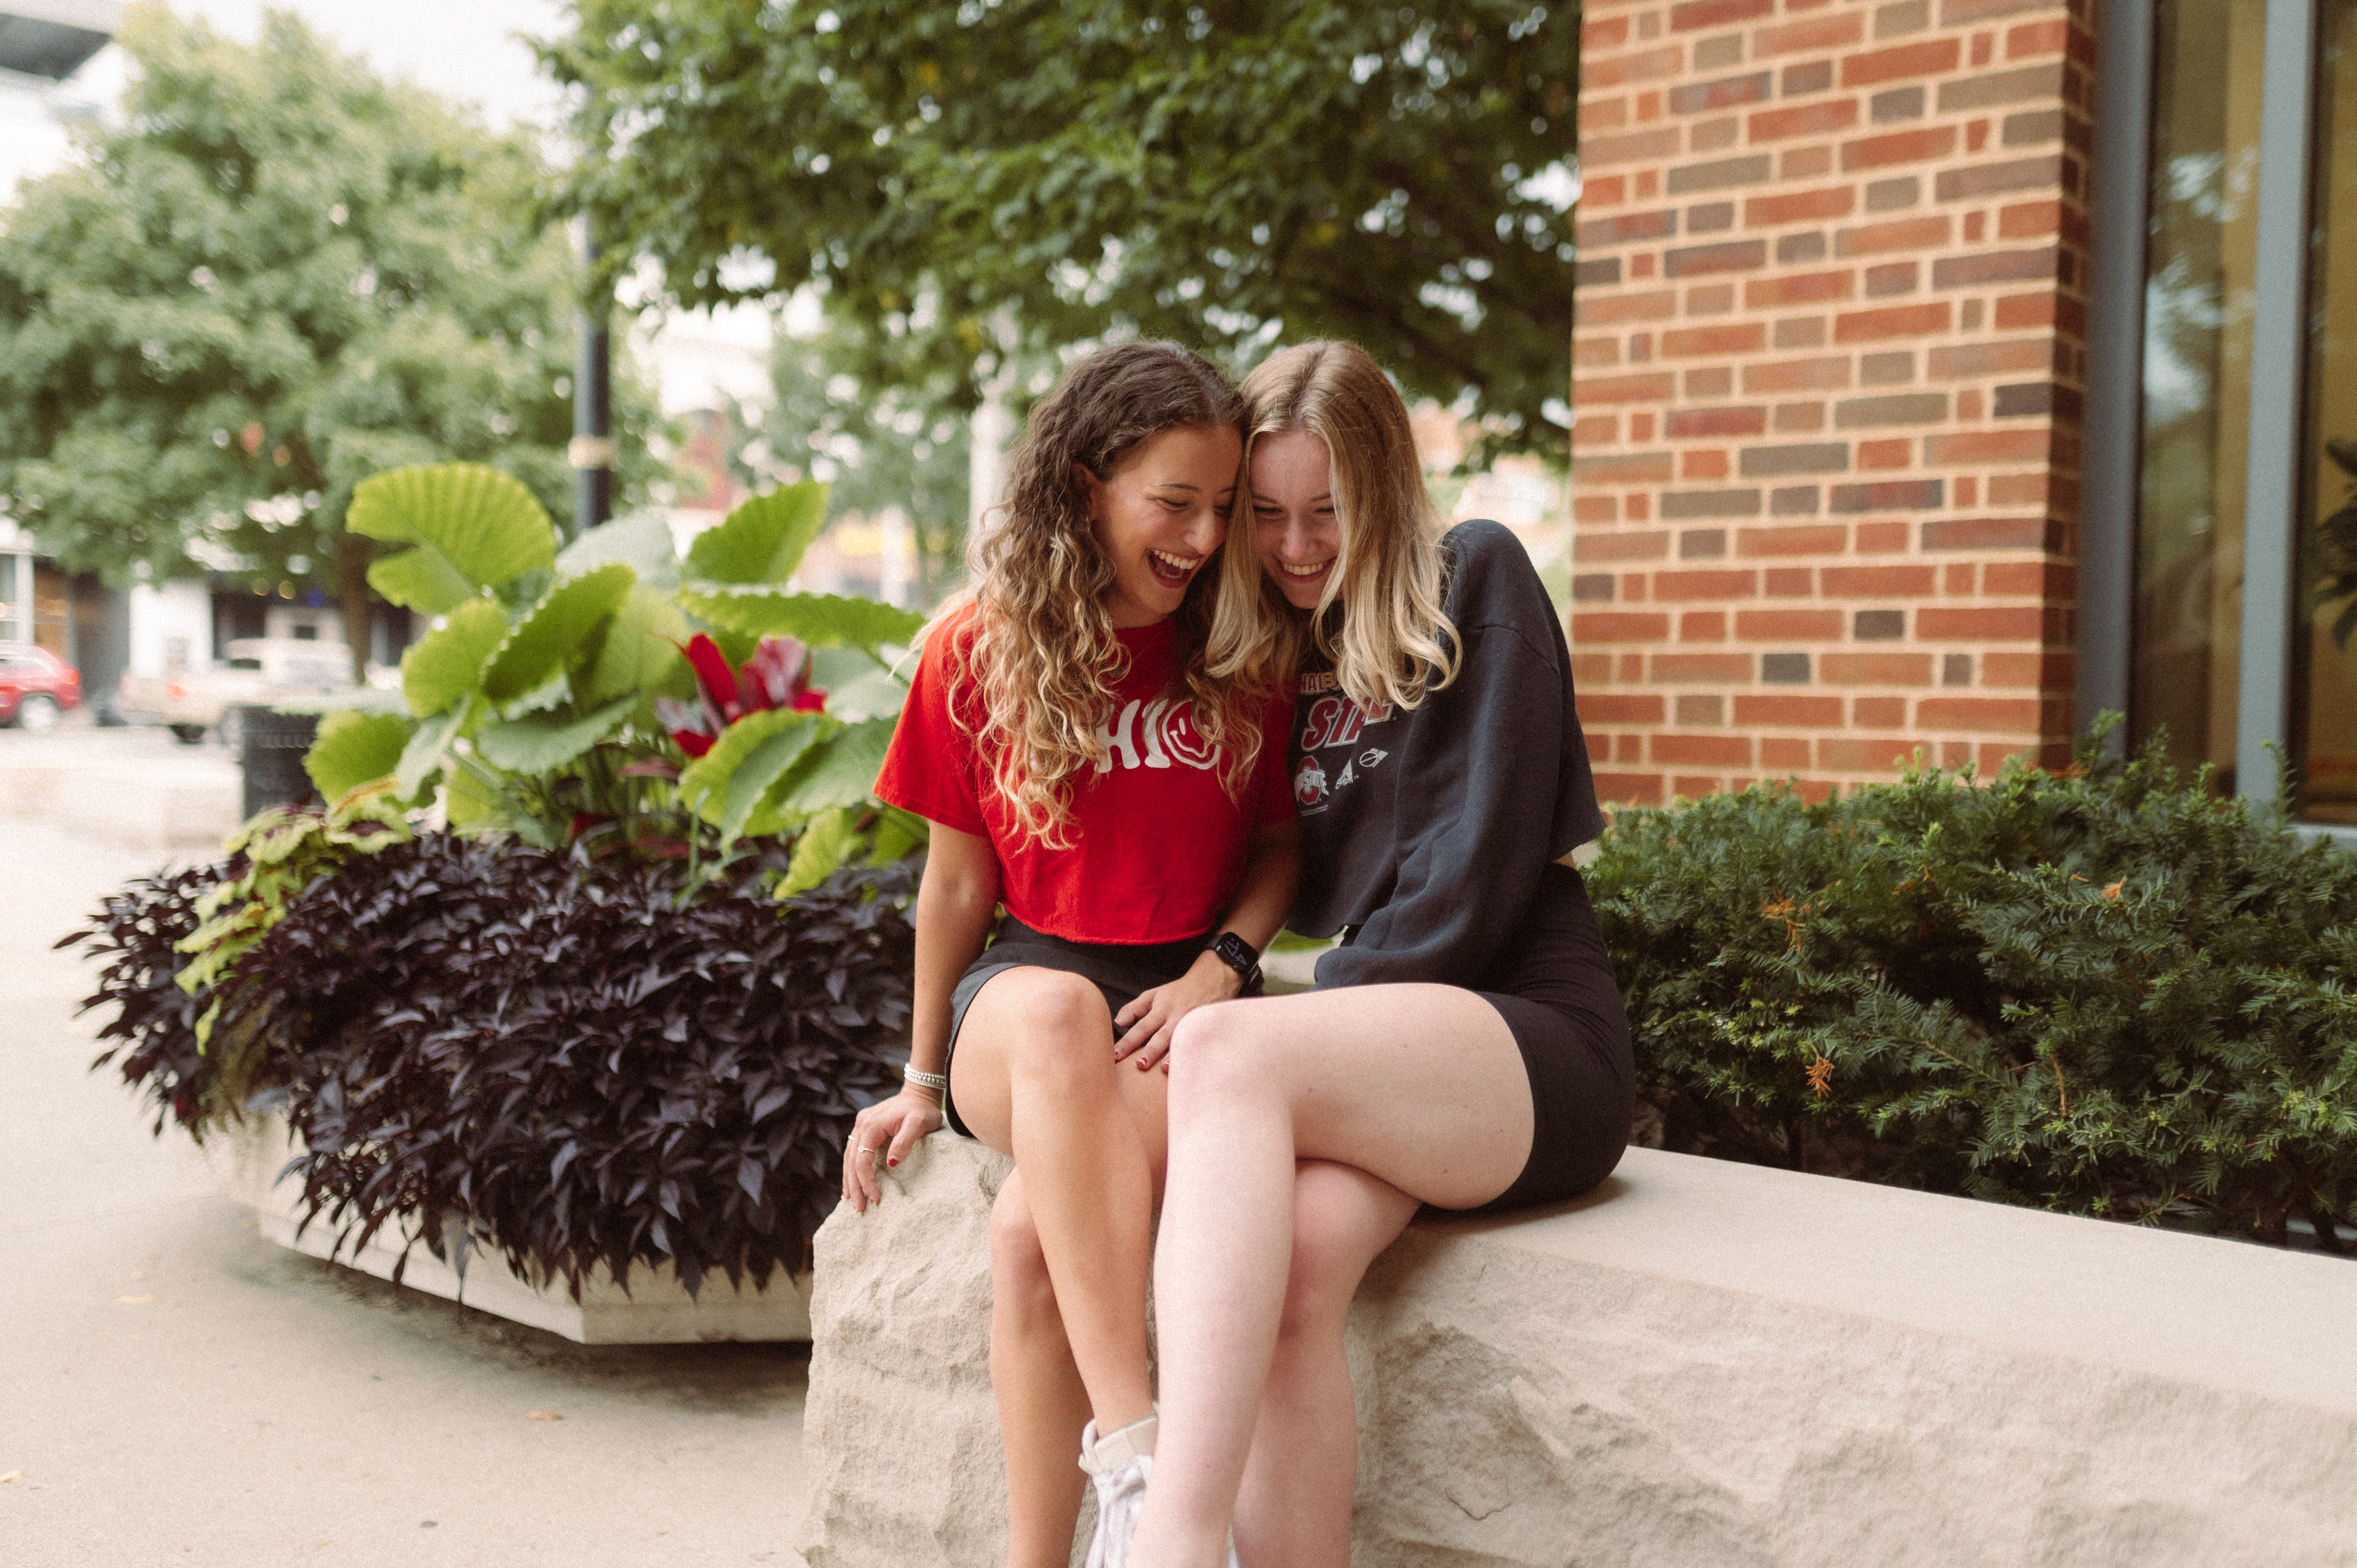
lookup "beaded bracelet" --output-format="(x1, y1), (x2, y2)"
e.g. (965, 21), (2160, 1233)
(904, 1065), (948, 1092)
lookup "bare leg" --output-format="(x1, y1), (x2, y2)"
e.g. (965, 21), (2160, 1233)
(1230, 1161), (1418, 1568)
(990, 1171), (1096, 1568)
(1131, 985), (1532, 1568)
(952, 965), (1172, 1566)
(953, 965), (1169, 1432)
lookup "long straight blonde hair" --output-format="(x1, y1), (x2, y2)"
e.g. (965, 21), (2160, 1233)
(1210, 341), (1459, 711)
(927, 340), (1261, 847)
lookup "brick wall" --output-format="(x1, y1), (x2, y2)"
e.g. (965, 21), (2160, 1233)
(1569, 0), (2092, 805)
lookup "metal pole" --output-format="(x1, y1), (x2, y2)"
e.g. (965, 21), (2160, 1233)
(570, 223), (615, 542)
(2077, 0), (2155, 753)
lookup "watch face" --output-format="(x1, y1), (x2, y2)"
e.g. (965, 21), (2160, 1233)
(1214, 933), (1257, 974)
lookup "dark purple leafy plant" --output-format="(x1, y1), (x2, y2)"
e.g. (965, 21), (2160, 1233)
(70, 838), (912, 1299)
(70, 864), (220, 1136)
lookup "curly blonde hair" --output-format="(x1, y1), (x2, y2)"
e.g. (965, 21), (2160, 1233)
(1209, 340), (1459, 711)
(932, 341), (1262, 846)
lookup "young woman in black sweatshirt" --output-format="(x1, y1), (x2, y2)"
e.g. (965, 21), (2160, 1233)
(1124, 341), (1634, 1568)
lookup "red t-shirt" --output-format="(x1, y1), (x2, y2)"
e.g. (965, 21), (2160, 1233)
(874, 606), (1295, 944)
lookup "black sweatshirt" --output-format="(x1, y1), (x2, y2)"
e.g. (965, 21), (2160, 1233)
(1286, 519), (1605, 991)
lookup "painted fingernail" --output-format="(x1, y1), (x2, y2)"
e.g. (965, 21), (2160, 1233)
(887, 1158), (899, 1168)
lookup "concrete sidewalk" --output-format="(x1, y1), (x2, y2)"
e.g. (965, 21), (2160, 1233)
(0, 817), (812, 1567)
(0, 725), (243, 854)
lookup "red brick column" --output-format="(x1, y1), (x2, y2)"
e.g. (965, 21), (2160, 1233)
(1570, 0), (2091, 804)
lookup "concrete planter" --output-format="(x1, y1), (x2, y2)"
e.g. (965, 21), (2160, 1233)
(214, 1112), (811, 1344)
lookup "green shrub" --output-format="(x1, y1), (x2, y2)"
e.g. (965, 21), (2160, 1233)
(1588, 726), (2357, 1249)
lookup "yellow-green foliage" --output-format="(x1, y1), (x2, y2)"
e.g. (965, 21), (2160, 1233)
(177, 782), (413, 1036)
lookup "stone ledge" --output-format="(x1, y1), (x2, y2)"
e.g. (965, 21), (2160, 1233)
(801, 1134), (2357, 1567)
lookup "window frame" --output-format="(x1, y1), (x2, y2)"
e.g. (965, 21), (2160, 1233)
(2084, 0), (2350, 839)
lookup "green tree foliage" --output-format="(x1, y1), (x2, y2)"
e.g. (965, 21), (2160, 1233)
(741, 316), (972, 602)
(0, 4), (660, 659)
(542, 0), (1579, 452)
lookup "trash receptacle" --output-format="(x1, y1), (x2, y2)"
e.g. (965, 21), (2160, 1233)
(236, 706), (320, 821)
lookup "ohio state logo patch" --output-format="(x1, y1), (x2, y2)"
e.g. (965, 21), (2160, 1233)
(1294, 755), (1329, 809)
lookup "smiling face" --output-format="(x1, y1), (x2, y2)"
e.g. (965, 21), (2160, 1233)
(1083, 423), (1243, 630)
(1249, 425), (1342, 611)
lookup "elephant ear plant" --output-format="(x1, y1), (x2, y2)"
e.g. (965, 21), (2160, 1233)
(303, 458), (928, 891)
(663, 477), (930, 893)
(304, 459), (692, 849)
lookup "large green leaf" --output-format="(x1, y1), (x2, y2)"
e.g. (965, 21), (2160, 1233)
(349, 462), (558, 597)
(481, 564), (635, 703)
(780, 716), (897, 812)
(581, 583), (689, 704)
(475, 695), (636, 773)
(401, 599), (511, 715)
(303, 709), (415, 801)
(681, 586), (925, 652)
(778, 806), (862, 900)
(366, 547), (476, 616)
(685, 481), (829, 585)
(557, 511), (681, 589)
(394, 701), (468, 798)
(679, 706), (825, 843)
(820, 664), (909, 723)
(443, 754), (504, 826)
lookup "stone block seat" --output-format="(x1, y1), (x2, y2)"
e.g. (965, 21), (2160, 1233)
(799, 1134), (2357, 1567)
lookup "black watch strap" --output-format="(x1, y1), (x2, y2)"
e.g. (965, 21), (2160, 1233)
(1210, 931), (1264, 994)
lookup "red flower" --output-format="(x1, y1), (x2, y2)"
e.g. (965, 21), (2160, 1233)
(655, 695), (717, 757)
(666, 633), (827, 756)
(681, 634), (744, 724)
(741, 634), (811, 711)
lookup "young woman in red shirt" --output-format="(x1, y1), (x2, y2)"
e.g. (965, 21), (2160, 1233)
(1120, 341), (1635, 1568)
(842, 340), (1300, 1568)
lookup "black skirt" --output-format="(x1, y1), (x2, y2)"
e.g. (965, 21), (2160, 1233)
(941, 915), (1210, 1139)
(1466, 863), (1635, 1211)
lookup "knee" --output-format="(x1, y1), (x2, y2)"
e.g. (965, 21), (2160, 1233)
(989, 1188), (1056, 1321)
(999, 970), (1113, 1084)
(1166, 1000), (1275, 1110)
(1274, 1208), (1367, 1349)
(1273, 1166), (1395, 1349)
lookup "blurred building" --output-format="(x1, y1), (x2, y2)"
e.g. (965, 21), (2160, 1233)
(2, 3), (128, 708)
(0, 2), (115, 87)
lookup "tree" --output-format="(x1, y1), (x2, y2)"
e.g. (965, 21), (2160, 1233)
(735, 316), (972, 602)
(0, 4), (662, 668)
(542, 0), (1579, 456)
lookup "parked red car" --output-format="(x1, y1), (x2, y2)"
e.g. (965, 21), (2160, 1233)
(0, 642), (81, 731)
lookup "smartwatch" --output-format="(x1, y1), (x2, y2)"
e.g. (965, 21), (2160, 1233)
(1209, 931), (1264, 996)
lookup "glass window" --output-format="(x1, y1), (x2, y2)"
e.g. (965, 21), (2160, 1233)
(0, 555), (16, 641)
(2132, 0), (2270, 791)
(2295, 0), (2357, 823)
